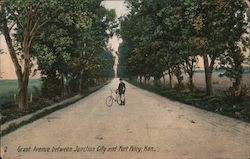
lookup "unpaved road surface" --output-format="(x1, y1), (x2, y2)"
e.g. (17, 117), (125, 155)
(1, 79), (250, 159)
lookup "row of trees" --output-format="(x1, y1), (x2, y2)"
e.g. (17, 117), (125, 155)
(0, 0), (116, 111)
(117, 0), (249, 95)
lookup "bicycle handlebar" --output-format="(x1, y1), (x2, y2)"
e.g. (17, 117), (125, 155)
(110, 88), (119, 94)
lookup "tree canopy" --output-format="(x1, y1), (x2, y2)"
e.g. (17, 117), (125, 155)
(118, 0), (249, 94)
(0, 0), (116, 110)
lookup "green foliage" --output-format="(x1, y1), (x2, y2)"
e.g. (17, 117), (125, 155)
(216, 1), (248, 88)
(41, 73), (62, 98)
(25, 0), (116, 97)
(117, 41), (133, 78)
(119, 0), (199, 88)
(119, 0), (248, 92)
(1, 0), (116, 109)
(219, 45), (245, 88)
(1, 0), (67, 55)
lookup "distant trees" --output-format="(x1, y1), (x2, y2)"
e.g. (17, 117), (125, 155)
(33, 0), (116, 96)
(118, 0), (248, 95)
(0, 0), (116, 111)
(117, 41), (131, 79)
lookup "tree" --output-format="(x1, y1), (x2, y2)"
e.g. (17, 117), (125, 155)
(32, 23), (73, 98)
(119, 0), (247, 95)
(117, 42), (131, 78)
(119, 0), (168, 83)
(219, 45), (245, 89)
(190, 0), (247, 95)
(73, 6), (116, 93)
(218, 0), (247, 89)
(32, 0), (116, 96)
(0, 0), (64, 110)
(0, 0), (117, 110)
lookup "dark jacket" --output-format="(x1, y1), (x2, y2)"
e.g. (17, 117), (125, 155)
(117, 82), (126, 94)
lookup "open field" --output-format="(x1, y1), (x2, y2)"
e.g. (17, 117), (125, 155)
(0, 79), (41, 107)
(146, 72), (250, 92)
(189, 72), (249, 91)
(0, 79), (41, 96)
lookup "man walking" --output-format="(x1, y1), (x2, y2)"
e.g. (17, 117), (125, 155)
(117, 78), (126, 105)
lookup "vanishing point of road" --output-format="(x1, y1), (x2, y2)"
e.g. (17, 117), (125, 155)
(1, 79), (250, 159)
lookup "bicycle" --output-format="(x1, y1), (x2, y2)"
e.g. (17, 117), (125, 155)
(105, 89), (122, 107)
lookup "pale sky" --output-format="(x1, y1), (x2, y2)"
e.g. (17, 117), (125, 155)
(102, 0), (128, 18)
(102, 0), (129, 77)
(102, 0), (128, 52)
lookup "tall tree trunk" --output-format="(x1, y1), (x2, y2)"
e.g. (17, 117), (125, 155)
(189, 74), (194, 92)
(3, 19), (27, 111)
(163, 74), (166, 86)
(154, 76), (160, 87)
(79, 69), (84, 94)
(203, 54), (213, 96)
(19, 75), (29, 110)
(61, 73), (65, 98)
(20, 34), (31, 110)
(20, 28), (34, 109)
(153, 76), (156, 86)
(168, 69), (173, 89)
(186, 62), (194, 92)
(139, 75), (142, 84)
(233, 67), (241, 89)
(147, 76), (150, 85)
(233, 78), (241, 89)
(3, 7), (47, 111)
(175, 65), (183, 88)
(233, 64), (242, 89)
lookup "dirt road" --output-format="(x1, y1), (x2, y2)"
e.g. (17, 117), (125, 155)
(1, 79), (250, 159)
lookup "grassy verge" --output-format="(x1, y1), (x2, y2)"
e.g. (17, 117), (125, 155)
(0, 99), (51, 124)
(0, 79), (109, 124)
(128, 80), (250, 123)
(1, 81), (110, 136)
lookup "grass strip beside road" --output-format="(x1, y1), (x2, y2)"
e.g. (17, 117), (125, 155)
(127, 80), (250, 123)
(0, 81), (110, 137)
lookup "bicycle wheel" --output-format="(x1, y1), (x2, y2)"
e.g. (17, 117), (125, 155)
(106, 96), (113, 107)
(116, 95), (122, 105)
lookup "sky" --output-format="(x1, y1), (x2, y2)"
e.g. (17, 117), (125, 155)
(102, 0), (128, 18)
(102, 0), (128, 52)
(102, 0), (129, 77)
